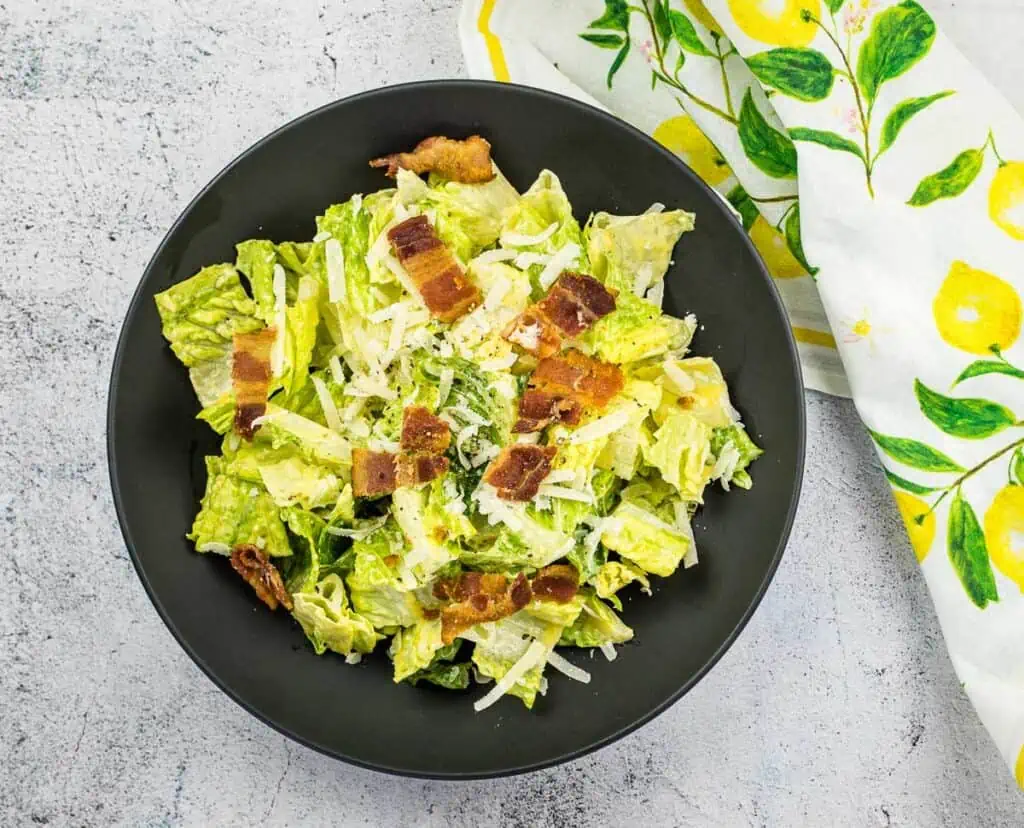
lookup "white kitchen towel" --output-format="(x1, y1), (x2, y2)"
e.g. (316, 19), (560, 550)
(461, 0), (1024, 790)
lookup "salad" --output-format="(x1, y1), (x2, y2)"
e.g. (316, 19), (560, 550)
(155, 135), (761, 711)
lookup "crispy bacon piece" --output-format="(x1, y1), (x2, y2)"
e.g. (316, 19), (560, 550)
(512, 389), (582, 434)
(388, 216), (481, 322)
(369, 135), (496, 184)
(401, 406), (451, 454)
(230, 544), (293, 611)
(231, 328), (276, 440)
(535, 273), (617, 337)
(436, 572), (532, 644)
(483, 444), (557, 501)
(352, 449), (398, 497)
(352, 449), (449, 497)
(531, 564), (580, 604)
(503, 310), (562, 359)
(396, 453), (449, 488)
(531, 350), (624, 408)
(504, 273), (616, 357)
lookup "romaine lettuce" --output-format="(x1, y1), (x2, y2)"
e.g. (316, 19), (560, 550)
(559, 592), (634, 648)
(585, 209), (694, 296)
(291, 574), (381, 656)
(643, 410), (712, 502)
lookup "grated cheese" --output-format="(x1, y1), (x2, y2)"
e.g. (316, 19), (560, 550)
(469, 442), (499, 468)
(645, 280), (665, 308)
(644, 202), (665, 214)
(325, 238), (347, 303)
(484, 275), (512, 311)
(271, 264), (287, 375)
(568, 408), (630, 444)
(311, 375), (343, 433)
(514, 252), (551, 270)
(437, 368), (455, 408)
(455, 424), (480, 468)
(545, 469), (575, 485)
(447, 405), (488, 427)
(368, 437), (401, 453)
(312, 230), (332, 243)
(478, 353), (517, 372)
(196, 542), (232, 556)
(662, 359), (695, 393)
(507, 322), (540, 352)
(329, 355), (346, 384)
(599, 643), (618, 662)
(546, 651), (591, 684)
(474, 248), (518, 265)
(345, 653), (363, 665)
(538, 242), (580, 290)
(473, 640), (549, 712)
(537, 484), (593, 503)
(711, 442), (741, 491)
(673, 500), (699, 569)
(380, 303), (407, 370)
(500, 222), (557, 248)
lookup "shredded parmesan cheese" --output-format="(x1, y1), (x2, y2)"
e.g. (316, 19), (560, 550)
(325, 238), (346, 303)
(662, 360), (695, 393)
(673, 500), (699, 569)
(644, 202), (665, 214)
(329, 355), (346, 384)
(484, 276), (511, 311)
(507, 322), (540, 352)
(546, 651), (592, 684)
(538, 242), (581, 290)
(271, 264), (287, 375)
(474, 248), (518, 265)
(478, 353), (517, 372)
(473, 640), (549, 712)
(437, 367), (454, 408)
(645, 280), (665, 308)
(311, 375), (343, 433)
(196, 542), (232, 556)
(599, 643), (618, 662)
(500, 222), (558, 248)
(312, 230), (332, 243)
(537, 484), (594, 503)
(568, 409), (630, 444)
(514, 252), (551, 270)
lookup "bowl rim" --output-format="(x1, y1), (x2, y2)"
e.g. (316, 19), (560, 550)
(107, 78), (806, 780)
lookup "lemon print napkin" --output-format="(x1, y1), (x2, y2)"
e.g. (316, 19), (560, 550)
(460, 0), (1024, 788)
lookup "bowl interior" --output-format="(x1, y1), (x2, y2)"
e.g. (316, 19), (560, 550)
(109, 81), (804, 778)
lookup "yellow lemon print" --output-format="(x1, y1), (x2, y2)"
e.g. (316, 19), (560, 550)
(749, 215), (808, 279)
(728, 0), (821, 47)
(985, 485), (1024, 590)
(989, 161), (1024, 241)
(1016, 744), (1024, 789)
(684, 0), (723, 36)
(893, 491), (936, 562)
(653, 115), (732, 187)
(933, 261), (1022, 355)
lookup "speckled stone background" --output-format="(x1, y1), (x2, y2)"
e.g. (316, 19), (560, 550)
(2, 1), (1024, 825)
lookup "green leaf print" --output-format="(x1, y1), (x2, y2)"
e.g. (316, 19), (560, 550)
(789, 127), (866, 161)
(587, 0), (629, 31)
(947, 490), (999, 609)
(746, 49), (835, 102)
(907, 147), (985, 207)
(856, 0), (938, 106)
(869, 430), (965, 473)
(884, 469), (941, 495)
(914, 380), (1018, 439)
(579, 32), (626, 49)
(738, 90), (798, 179)
(726, 185), (759, 232)
(668, 10), (712, 57)
(877, 91), (955, 157)
(825, 0), (846, 12)
(652, 0), (672, 50)
(784, 205), (818, 277)
(953, 360), (1024, 386)
(606, 39), (631, 88)
(1012, 447), (1024, 486)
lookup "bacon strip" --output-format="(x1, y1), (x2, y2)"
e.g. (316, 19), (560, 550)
(401, 406), (451, 454)
(231, 328), (276, 440)
(230, 544), (293, 611)
(512, 389), (582, 434)
(396, 453), (449, 488)
(512, 350), (623, 434)
(388, 216), (481, 322)
(352, 448), (449, 497)
(435, 572), (531, 644)
(483, 444), (557, 501)
(504, 273), (616, 357)
(352, 449), (398, 497)
(531, 350), (624, 408)
(531, 564), (579, 604)
(370, 135), (496, 184)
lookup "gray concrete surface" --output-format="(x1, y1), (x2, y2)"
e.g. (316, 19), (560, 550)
(2, 1), (1023, 825)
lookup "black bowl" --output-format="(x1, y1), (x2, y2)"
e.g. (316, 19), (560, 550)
(108, 80), (804, 778)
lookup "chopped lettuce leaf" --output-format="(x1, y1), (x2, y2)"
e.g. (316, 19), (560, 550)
(257, 404), (352, 471)
(559, 592), (634, 648)
(601, 501), (690, 577)
(464, 613), (561, 709)
(710, 423), (763, 490)
(155, 264), (263, 367)
(425, 167), (520, 248)
(392, 487), (456, 584)
(291, 574), (381, 656)
(188, 457), (291, 557)
(280, 507), (327, 594)
(580, 292), (694, 364)
(235, 240), (279, 323)
(523, 593), (585, 627)
(643, 410), (712, 502)
(258, 454), (343, 510)
(594, 560), (651, 608)
(346, 527), (423, 629)
(585, 209), (694, 295)
(655, 357), (738, 429)
(389, 617), (445, 682)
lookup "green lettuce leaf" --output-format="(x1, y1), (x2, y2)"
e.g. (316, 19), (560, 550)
(655, 357), (738, 429)
(346, 525), (423, 629)
(235, 240), (278, 323)
(580, 292), (695, 363)
(710, 424), (763, 490)
(291, 574), (381, 656)
(594, 560), (651, 607)
(559, 592), (634, 647)
(389, 617), (445, 682)
(188, 457), (291, 557)
(643, 410), (712, 501)
(256, 404), (352, 472)
(258, 453), (343, 511)
(585, 209), (694, 295)
(464, 613), (561, 709)
(601, 501), (691, 577)
(279, 507), (327, 594)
